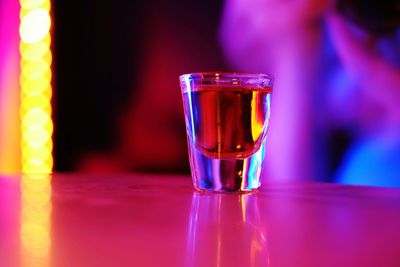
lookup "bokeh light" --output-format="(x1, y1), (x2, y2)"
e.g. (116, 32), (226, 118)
(20, 0), (46, 10)
(20, 0), (53, 174)
(20, 8), (51, 44)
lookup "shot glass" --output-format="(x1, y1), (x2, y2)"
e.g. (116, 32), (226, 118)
(179, 72), (273, 192)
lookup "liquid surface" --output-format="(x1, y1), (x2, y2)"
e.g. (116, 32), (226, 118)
(182, 85), (271, 159)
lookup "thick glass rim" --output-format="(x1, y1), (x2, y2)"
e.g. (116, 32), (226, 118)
(179, 72), (273, 83)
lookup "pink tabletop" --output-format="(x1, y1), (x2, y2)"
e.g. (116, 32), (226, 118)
(0, 174), (399, 267)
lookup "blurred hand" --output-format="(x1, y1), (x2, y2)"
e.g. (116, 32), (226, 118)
(326, 12), (400, 124)
(220, 0), (330, 40)
(220, 0), (331, 69)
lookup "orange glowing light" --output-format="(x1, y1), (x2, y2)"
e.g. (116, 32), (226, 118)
(21, 75), (51, 96)
(21, 95), (51, 113)
(22, 146), (52, 164)
(20, 9), (51, 44)
(20, 41), (49, 61)
(20, 0), (46, 10)
(21, 58), (50, 79)
(20, 0), (53, 174)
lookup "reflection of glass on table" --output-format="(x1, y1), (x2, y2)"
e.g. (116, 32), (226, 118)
(185, 192), (269, 267)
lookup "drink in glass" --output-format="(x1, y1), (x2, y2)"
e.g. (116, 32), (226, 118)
(179, 72), (272, 192)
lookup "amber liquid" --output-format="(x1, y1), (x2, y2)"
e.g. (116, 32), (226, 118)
(181, 84), (271, 191)
(183, 85), (271, 159)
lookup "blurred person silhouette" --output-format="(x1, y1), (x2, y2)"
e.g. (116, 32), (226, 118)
(111, 0), (227, 173)
(54, 0), (227, 173)
(327, 3), (400, 187)
(219, 0), (400, 186)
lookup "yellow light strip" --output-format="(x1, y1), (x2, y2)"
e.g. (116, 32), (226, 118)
(20, 0), (53, 174)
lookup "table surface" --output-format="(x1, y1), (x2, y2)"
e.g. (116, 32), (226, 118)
(0, 173), (399, 267)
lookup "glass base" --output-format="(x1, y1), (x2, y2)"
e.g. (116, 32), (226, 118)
(188, 142), (266, 192)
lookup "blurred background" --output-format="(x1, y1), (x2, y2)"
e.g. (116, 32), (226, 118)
(0, 0), (399, 186)
(52, 0), (227, 173)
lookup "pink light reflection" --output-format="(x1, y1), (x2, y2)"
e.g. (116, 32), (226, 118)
(0, 0), (21, 173)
